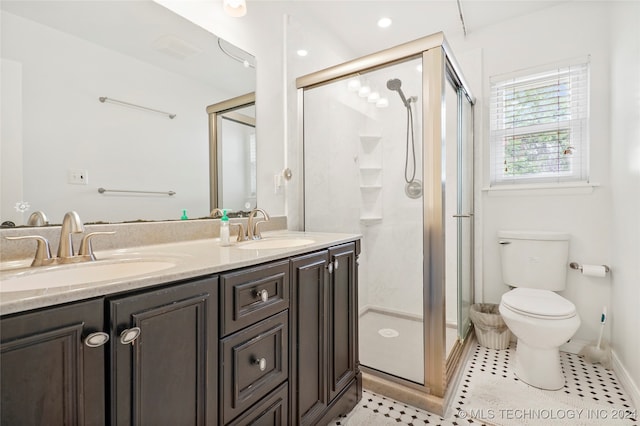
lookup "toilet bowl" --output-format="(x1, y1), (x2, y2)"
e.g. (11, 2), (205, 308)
(499, 287), (580, 390)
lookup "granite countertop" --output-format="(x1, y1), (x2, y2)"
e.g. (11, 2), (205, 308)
(0, 230), (360, 316)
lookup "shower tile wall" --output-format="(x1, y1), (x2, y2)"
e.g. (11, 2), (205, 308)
(304, 59), (424, 317)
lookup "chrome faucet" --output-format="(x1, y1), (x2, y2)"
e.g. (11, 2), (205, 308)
(247, 208), (270, 240)
(27, 211), (49, 226)
(57, 211), (85, 261)
(5, 211), (115, 267)
(210, 208), (224, 219)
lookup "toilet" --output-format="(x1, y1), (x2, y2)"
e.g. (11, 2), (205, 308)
(497, 231), (580, 390)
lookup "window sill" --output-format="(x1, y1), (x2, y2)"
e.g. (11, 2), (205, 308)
(482, 182), (599, 196)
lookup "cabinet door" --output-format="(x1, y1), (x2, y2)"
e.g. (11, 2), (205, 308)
(1, 298), (106, 426)
(327, 243), (357, 402)
(290, 250), (329, 426)
(226, 383), (288, 426)
(109, 276), (217, 426)
(220, 311), (288, 424)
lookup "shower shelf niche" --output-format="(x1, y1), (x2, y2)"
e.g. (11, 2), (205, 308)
(359, 135), (383, 224)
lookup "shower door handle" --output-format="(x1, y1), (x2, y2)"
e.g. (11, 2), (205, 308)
(452, 213), (473, 218)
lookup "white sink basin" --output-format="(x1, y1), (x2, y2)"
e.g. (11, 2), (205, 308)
(0, 260), (176, 293)
(236, 238), (315, 250)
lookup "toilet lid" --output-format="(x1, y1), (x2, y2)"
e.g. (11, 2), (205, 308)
(501, 288), (577, 319)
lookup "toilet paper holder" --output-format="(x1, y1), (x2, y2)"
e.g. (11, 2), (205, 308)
(569, 262), (610, 273)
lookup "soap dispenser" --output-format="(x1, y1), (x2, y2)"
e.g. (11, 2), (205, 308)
(220, 210), (230, 246)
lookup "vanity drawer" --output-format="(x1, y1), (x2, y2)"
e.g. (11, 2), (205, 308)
(220, 260), (289, 336)
(226, 382), (288, 426)
(220, 311), (288, 425)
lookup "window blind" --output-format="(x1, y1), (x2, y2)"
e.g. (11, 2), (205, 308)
(489, 59), (590, 186)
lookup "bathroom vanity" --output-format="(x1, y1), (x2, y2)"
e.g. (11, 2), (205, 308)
(0, 230), (361, 425)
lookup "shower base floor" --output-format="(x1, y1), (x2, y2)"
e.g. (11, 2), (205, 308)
(359, 309), (424, 383)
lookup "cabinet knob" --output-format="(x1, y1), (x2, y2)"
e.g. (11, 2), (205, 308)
(120, 327), (141, 345)
(327, 262), (334, 274)
(255, 289), (269, 303)
(84, 331), (110, 348)
(253, 357), (267, 371)
(334, 259), (339, 270)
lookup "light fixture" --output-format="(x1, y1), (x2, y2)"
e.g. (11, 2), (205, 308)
(296, 49), (308, 57)
(367, 91), (380, 103)
(347, 77), (361, 92)
(358, 80), (371, 97)
(223, 0), (247, 17)
(377, 17), (392, 28)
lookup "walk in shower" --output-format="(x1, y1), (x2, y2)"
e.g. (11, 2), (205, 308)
(297, 33), (474, 409)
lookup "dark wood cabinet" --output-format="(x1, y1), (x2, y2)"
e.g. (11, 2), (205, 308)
(291, 242), (361, 425)
(1, 238), (360, 426)
(327, 244), (358, 403)
(291, 250), (330, 425)
(0, 298), (106, 426)
(109, 276), (217, 426)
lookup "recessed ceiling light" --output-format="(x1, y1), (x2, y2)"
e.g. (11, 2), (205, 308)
(297, 49), (308, 57)
(377, 17), (392, 28)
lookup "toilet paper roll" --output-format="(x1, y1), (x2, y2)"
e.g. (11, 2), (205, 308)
(581, 264), (607, 278)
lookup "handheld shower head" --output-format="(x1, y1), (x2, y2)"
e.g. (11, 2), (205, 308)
(386, 78), (410, 108)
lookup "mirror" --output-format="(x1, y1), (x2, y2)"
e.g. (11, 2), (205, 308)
(0, 0), (256, 226)
(207, 93), (256, 215)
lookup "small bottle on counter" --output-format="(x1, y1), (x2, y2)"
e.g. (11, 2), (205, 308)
(220, 210), (230, 246)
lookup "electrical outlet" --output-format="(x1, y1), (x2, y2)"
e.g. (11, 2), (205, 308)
(68, 169), (88, 185)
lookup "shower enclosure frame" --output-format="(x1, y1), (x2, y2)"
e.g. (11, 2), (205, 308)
(296, 32), (475, 401)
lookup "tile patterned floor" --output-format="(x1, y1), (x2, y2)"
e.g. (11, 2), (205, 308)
(330, 343), (639, 425)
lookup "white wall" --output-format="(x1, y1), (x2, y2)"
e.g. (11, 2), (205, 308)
(447, 2), (614, 347)
(610, 1), (640, 407)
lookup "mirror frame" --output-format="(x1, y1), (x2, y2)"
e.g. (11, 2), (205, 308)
(206, 92), (256, 213)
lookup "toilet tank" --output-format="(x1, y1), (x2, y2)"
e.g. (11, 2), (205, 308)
(498, 231), (570, 291)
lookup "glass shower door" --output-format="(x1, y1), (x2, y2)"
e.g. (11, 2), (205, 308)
(457, 93), (474, 341)
(303, 57), (425, 385)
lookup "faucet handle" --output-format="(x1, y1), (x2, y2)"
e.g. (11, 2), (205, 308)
(6, 235), (53, 266)
(78, 231), (116, 261)
(253, 220), (270, 240)
(229, 223), (247, 242)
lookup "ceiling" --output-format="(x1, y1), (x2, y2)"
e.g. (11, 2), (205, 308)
(249, 0), (570, 58)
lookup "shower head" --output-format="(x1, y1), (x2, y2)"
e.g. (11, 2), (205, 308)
(386, 78), (410, 108)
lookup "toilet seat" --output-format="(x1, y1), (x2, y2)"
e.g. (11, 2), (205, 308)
(501, 288), (577, 320)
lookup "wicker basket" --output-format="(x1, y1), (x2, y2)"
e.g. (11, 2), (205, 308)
(470, 303), (512, 350)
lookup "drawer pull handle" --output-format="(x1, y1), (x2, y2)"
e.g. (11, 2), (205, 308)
(84, 332), (110, 347)
(253, 357), (267, 371)
(120, 327), (141, 345)
(255, 289), (269, 302)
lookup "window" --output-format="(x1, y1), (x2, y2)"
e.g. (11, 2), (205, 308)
(489, 59), (589, 186)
